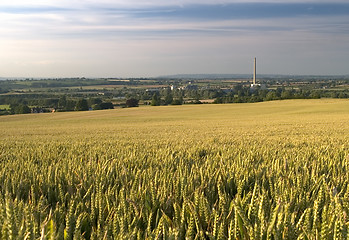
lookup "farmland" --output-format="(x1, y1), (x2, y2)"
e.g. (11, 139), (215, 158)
(1, 99), (349, 239)
(2, 75), (349, 116)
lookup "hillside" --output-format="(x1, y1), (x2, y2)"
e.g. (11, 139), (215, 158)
(1, 99), (349, 239)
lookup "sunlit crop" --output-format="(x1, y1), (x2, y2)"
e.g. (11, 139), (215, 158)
(0, 99), (349, 239)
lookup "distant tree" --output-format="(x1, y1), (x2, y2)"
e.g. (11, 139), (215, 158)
(100, 102), (114, 109)
(58, 96), (67, 109)
(65, 100), (76, 111)
(310, 91), (321, 99)
(44, 98), (59, 108)
(92, 101), (114, 110)
(151, 94), (161, 106)
(75, 99), (89, 111)
(234, 84), (243, 92)
(125, 98), (139, 108)
(237, 90), (246, 97)
(249, 95), (262, 103)
(92, 104), (102, 110)
(14, 104), (31, 114)
(234, 96), (245, 103)
(88, 98), (102, 106)
(331, 92), (339, 98)
(338, 92), (347, 98)
(265, 91), (278, 101)
(281, 90), (293, 99)
(164, 93), (173, 105)
(275, 87), (283, 97)
(258, 89), (268, 99)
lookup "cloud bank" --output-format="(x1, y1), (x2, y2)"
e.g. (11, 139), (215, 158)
(0, 0), (348, 77)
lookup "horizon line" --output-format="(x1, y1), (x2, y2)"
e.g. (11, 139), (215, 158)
(1, 73), (349, 80)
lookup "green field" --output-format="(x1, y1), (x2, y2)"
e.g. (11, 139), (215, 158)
(1, 99), (349, 239)
(0, 105), (9, 110)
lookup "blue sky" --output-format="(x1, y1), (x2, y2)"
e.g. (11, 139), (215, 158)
(0, 0), (348, 77)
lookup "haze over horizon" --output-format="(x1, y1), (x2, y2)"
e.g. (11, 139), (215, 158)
(1, 0), (348, 78)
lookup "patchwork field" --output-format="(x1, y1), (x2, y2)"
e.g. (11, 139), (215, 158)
(1, 99), (349, 239)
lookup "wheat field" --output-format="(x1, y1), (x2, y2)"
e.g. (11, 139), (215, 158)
(1, 99), (349, 239)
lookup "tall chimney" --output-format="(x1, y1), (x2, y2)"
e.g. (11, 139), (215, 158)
(253, 57), (256, 85)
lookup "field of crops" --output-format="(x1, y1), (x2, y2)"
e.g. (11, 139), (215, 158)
(1, 99), (349, 239)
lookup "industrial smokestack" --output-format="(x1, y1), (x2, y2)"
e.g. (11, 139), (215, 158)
(253, 57), (256, 85)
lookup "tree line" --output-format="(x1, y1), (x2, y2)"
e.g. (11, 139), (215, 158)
(1, 85), (349, 115)
(0, 96), (114, 115)
(213, 85), (349, 104)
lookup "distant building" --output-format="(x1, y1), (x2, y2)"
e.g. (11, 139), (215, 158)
(31, 107), (44, 113)
(250, 84), (267, 91)
(250, 57), (266, 90)
(146, 88), (160, 92)
(185, 84), (198, 90)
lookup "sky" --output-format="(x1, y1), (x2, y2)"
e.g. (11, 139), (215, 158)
(0, 0), (349, 78)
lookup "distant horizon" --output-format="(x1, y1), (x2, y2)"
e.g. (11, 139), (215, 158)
(1, 73), (349, 81)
